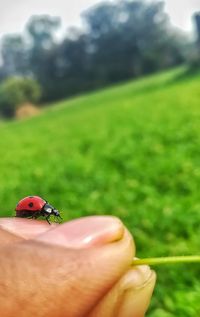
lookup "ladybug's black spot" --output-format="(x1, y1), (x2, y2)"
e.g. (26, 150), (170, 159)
(29, 196), (34, 198)
(28, 202), (34, 208)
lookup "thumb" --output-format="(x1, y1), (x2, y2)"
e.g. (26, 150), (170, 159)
(0, 216), (135, 317)
(36, 216), (155, 317)
(36, 216), (136, 316)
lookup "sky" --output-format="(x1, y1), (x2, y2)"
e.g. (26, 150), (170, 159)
(0, 0), (199, 39)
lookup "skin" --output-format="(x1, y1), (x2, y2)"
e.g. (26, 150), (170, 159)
(0, 216), (156, 317)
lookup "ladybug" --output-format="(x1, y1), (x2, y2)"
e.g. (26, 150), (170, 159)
(15, 196), (62, 224)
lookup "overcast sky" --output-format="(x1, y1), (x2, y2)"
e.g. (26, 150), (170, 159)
(0, 0), (199, 39)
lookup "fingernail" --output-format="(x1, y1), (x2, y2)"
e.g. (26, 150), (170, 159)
(118, 267), (156, 317)
(36, 216), (124, 248)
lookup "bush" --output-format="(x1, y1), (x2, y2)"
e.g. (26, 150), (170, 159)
(0, 77), (41, 118)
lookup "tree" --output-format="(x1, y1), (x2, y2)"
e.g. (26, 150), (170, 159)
(1, 35), (29, 77)
(83, 0), (184, 83)
(0, 1), (186, 103)
(44, 33), (92, 100)
(26, 15), (61, 84)
(194, 13), (200, 51)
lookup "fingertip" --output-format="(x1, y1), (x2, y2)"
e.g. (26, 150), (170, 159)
(89, 266), (156, 317)
(118, 269), (156, 317)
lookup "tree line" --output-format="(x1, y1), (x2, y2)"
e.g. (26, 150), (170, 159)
(0, 0), (188, 103)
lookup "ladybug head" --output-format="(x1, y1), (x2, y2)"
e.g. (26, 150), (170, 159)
(43, 202), (62, 219)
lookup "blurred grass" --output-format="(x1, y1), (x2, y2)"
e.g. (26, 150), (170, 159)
(0, 67), (200, 316)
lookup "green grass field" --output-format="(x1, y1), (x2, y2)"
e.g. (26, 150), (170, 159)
(1, 67), (200, 316)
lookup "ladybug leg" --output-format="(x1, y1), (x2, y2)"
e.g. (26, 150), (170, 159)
(45, 215), (51, 225)
(31, 212), (41, 220)
(27, 215), (35, 219)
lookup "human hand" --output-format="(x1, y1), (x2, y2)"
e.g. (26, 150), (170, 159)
(0, 216), (156, 317)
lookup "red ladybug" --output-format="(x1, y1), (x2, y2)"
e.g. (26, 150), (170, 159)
(15, 196), (62, 224)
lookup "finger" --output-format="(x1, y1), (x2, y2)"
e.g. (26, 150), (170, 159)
(88, 266), (156, 317)
(0, 216), (135, 317)
(0, 218), (57, 239)
(0, 227), (24, 246)
(116, 270), (156, 317)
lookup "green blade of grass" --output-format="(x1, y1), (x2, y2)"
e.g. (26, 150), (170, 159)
(132, 256), (200, 266)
